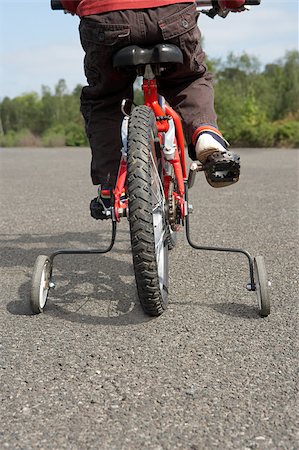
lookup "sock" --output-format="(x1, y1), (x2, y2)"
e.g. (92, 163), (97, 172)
(196, 130), (228, 151)
(193, 126), (229, 162)
(188, 126), (228, 161)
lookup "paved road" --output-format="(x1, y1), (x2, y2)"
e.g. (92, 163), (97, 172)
(0, 147), (298, 450)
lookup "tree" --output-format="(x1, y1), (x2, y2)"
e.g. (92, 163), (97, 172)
(1, 51), (298, 148)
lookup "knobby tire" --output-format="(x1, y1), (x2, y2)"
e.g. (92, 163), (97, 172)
(127, 106), (169, 316)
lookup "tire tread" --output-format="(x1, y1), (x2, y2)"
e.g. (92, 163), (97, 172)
(127, 106), (167, 316)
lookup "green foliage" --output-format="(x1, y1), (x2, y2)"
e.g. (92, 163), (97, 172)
(0, 79), (88, 148)
(42, 125), (66, 147)
(65, 123), (87, 146)
(0, 130), (18, 147)
(0, 51), (298, 148)
(0, 128), (41, 147)
(41, 122), (88, 147)
(213, 50), (299, 148)
(273, 119), (299, 148)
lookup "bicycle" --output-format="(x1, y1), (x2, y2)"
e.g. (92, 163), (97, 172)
(30, 0), (270, 318)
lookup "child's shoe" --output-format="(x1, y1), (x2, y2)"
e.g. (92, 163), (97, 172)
(90, 188), (112, 220)
(194, 127), (240, 188)
(195, 126), (228, 162)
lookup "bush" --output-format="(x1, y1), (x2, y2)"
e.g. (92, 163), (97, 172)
(65, 123), (87, 146)
(42, 133), (66, 147)
(273, 120), (299, 148)
(15, 129), (42, 146)
(0, 128), (41, 147)
(232, 122), (272, 147)
(0, 130), (17, 147)
(42, 125), (66, 147)
(228, 118), (299, 148)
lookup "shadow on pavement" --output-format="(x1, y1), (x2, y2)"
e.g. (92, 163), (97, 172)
(207, 302), (260, 319)
(3, 229), (153, 326)
(170, 299), (260, 319)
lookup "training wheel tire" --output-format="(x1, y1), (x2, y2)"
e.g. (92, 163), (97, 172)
(253, 256), (270, 317)
(30, 255), (52, 314)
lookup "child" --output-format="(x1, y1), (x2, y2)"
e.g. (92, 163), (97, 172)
(60, 0), (245, 218)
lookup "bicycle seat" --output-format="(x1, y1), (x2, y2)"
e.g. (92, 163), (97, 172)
(113, 44), (183, 68)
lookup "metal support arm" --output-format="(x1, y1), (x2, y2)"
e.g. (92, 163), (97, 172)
(49, 221), (117, 264)
(184, 184), (256, 291)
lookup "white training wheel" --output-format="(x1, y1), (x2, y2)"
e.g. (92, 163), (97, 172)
(30, 255), (53, 314)
(253, 256), (270, 317)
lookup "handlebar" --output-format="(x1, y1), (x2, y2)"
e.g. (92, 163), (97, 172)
(196, 0), (260, 5)
(195, 0), (261, 18)
(51, 0), (63, 9)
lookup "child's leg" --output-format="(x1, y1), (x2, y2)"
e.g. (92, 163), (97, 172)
(79, 15), (135, 188)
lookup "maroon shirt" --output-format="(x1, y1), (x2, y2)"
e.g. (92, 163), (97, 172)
(61, 0), (194, 16)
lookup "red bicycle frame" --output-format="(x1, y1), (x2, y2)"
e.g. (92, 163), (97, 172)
(113, 75), (188, 222)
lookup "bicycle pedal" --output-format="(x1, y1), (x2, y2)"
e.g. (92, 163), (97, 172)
(203, 151), (240, 188)
(90, 198), (111, 220)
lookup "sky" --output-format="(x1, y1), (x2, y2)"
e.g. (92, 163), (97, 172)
(0, 0), (298, 99)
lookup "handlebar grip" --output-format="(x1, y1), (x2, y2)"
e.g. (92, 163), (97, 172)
(244, 0), (261, 4)
(51, 0), (64, 10)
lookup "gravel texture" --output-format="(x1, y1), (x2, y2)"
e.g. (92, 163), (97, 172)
(0, 147), (298, 450)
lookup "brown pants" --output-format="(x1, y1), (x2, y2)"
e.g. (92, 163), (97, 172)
(79, 2), (217, 187)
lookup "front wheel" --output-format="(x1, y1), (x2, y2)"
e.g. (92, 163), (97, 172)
(127, 106), (169, 316)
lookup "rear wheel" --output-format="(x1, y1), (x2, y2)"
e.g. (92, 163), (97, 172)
(127, 106), (169, 316)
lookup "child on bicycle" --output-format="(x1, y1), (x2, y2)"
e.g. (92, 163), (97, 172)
(60, 0), (246, 219)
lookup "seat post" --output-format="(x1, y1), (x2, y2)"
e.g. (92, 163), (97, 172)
(142, 67), (169, 133)
(144, 64), (155, 80)
(142, 65), (159, 107)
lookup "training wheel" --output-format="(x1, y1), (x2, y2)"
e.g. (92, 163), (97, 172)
(30, 255), (53, 314)
(253, 256), (270, 317)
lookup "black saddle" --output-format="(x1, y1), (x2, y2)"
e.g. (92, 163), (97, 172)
(113, 44), (183, 69)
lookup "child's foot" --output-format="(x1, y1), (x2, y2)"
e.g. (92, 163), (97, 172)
(194, 127), (240, 188)
(195, 127), (228, 162)
(90, 188), (112, 220)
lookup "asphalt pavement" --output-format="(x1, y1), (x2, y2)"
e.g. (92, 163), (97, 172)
(0, 147), (298, 450)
